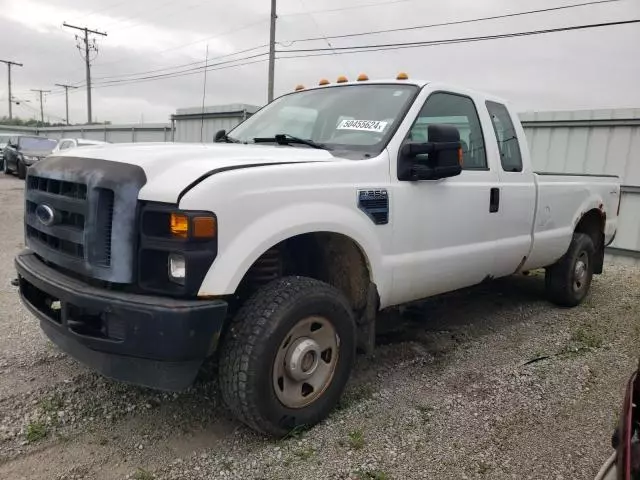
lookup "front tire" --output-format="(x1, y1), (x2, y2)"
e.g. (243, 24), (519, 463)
(545, 233), (595, 307)
(2, 158), (11, 175)
(219, 276), (356, 436)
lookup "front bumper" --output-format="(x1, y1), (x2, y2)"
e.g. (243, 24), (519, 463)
(15, 250), (228, 391)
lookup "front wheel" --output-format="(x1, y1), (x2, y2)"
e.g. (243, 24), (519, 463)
(219, 276), (356, 436)
(2, 158), (11, 175)
(545, 233), (595, 307)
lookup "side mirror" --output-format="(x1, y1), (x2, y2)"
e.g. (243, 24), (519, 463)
(399, 124), (462, 181)
(214, 129), (226, 142)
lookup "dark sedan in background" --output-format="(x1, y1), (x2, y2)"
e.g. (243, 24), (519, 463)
(2, 135), (57, 179)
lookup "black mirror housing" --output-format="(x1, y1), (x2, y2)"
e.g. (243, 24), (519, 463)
(214, 129), (226, 142)
(398, 124), (462, 181)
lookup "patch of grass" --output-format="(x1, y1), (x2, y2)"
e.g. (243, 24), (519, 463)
(132, 468), (155, 480)
(25, 421), (48, 443)
(571, 327), (603, 349)
(281, 424), (308, 440)
(39, 393), (64, 415)
(337, 384), (374, 410)
(293, 446), (315, 460)
(354, 469), (391, 480)
(348, 430), (365, 450)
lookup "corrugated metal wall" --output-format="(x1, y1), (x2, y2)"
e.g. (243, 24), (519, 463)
(520, 108), (640, 260)
(0, 123), (172, 142)
(171, 104), (259, 143)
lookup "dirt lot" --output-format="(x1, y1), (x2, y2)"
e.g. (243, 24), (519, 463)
(1, 173), (639, 480)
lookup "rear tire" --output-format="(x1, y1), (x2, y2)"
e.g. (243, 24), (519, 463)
(219, 276), (356, 436)
(545, 233), (595, 307)
(17, 160), (26, 179)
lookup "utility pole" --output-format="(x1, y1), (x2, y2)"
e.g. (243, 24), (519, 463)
(63, 22), (107, 124)
(55, 83), (79, 125)
(0, 59), (23, 120)
(31, 89), (51, 125)
(267, 0), (277, 102)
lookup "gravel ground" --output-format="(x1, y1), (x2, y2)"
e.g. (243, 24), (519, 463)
(1, 173), (639, 480)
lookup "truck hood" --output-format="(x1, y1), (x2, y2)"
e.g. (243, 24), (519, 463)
(53, 142), (339, 203)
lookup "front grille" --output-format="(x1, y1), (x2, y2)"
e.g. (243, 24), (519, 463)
(25, 157), (146, 284)
(28, 176), (87, 200)
(25, 175), (113, 266)
(26, 225), (84, 258)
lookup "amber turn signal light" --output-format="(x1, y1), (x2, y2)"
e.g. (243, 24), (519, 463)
(192, 216), (216, 238)
(170, 213), (189, 238)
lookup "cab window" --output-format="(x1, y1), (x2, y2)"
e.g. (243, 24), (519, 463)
(409, 92), (487, 170)
(486, 101), (523, 172)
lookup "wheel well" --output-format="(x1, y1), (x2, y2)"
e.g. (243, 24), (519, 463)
(575, 209), (604, 247)
(575, 208), (605, 273)
(237, 232), (371, 311)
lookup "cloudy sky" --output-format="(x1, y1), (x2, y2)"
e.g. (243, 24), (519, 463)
(0, 0), (638, 124)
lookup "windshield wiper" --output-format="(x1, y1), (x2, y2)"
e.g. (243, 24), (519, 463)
(253, 133), (330, 150)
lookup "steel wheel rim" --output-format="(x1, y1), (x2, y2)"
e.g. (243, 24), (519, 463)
(573, 251), (589, 292)
(272, 316), (339, 409)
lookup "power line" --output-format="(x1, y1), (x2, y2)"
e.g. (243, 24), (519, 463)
(88, 19), (267, 74)
(91, 44), (268, 82)
(50, 17), (639, 94)
(0, 59), (23, 120)
(91, 52), (269, 87)
(280, 0), (624, 44)
(63, 22), (108, 124)
(276, 18), (640, 55)
(55, 0), (622, 94)
(90, 57), (269, 92)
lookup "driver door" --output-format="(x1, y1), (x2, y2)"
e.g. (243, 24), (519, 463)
(390, 90), (501, 305)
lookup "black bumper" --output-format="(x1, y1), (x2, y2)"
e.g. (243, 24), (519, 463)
(15, 250), (228, 391)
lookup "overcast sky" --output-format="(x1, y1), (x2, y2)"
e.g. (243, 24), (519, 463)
(0, 0), (638, 124)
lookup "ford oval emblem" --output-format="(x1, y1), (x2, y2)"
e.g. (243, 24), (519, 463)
(35, 204), (56, 226)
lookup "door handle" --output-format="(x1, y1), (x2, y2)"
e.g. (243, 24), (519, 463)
(489, 187), (500, 213)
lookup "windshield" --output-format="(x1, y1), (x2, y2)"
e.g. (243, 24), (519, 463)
(229, 84), (418, 155)
(19, 137), (57, 151)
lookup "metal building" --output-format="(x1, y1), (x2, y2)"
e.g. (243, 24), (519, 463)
(520, 108), (640, 264)
(171, 104), (259, 143)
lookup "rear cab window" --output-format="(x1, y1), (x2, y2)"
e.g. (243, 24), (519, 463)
(409, 92), (487, 170)
(486, 101), (523, 172)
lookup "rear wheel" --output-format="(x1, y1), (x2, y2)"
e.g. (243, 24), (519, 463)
(545, 233), (595, 307)
(17, 160), (26, 179)
(219, 276), (356, 436)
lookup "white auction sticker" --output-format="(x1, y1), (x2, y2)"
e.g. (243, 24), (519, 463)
(336, 119), (388, 133)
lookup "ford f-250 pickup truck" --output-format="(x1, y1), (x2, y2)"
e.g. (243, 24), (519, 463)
(15, 74), (620, 436)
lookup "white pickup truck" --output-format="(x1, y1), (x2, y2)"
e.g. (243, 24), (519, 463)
(15, 75), (620, 436)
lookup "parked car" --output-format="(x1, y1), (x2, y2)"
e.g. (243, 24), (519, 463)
(0, 133), (16, 163)
(595, 363), (640, 480)
(15, 74), (621, 436)
(3, 135), (57, 179)
(51, 138), (108, 154)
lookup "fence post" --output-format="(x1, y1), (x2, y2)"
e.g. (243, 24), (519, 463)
(132, 127), (135, 143)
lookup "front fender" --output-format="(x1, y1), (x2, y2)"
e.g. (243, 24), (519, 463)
(196, 202), (390, 305)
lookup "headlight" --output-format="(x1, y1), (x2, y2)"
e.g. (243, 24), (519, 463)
(23, 155), (39, 162)
(168, 253), (186, 284)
